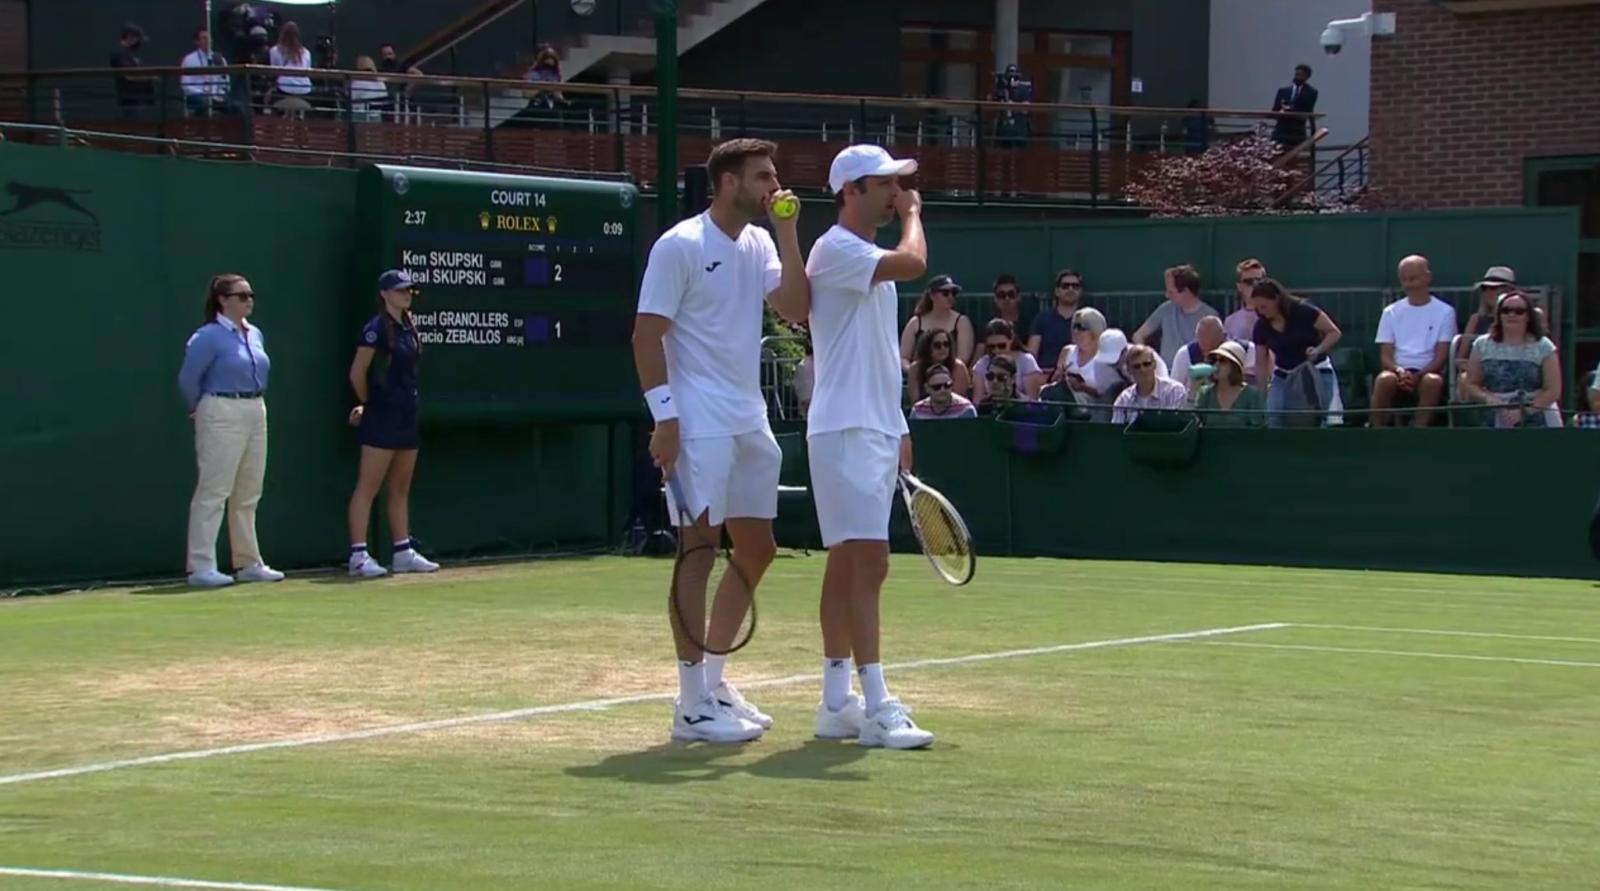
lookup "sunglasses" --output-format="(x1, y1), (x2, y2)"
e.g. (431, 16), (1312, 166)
(995, 290), (1019, 299)
(228, 291), (256, 299)
(931, 339), (951, 349)
(1129, 360), (1155, 370)
(935, 287), (959, 295)
(1057, 281), (1082, 290)
(1499, 305), (1528, 316)
(985, 373), (1011, 382)
(1071, 323), (1092, 332)
(1240, 276), (1264, 286)
(926, 381), (952, 392)
(985, 342), (1009, 352)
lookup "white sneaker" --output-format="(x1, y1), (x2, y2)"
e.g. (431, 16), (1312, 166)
(348, 554), (388, 578)
(858, 698), (934, 750)
(713, 680), (773, 730)
(671, 696), (764, 744)
(235, 562), (285, 583)
(391, 549), (439, 573)
(186, 569), (234, 588)
(814, 693), (866, 740)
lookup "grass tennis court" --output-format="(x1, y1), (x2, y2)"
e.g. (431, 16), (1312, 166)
(2, 555), (1597, 890)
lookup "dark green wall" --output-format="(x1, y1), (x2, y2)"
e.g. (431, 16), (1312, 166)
(0, 142), (627, 586)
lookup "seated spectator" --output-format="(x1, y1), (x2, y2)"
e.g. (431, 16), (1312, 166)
(1133, 264), (1219, 368)
(793, 337), (814, 418)
(349, 56), (390, 122)
(180, 28), (228, 117)
(977, 355), (1020, 415)
(1250, 278), (1341, 428)
(907, 329), (971, 402)
(1026, 269), (1084, 373)
(974, 273), (1030, 363)
(1170, 315), (1231, 394)
(1111, 345), (1188, 424)
(1458, 266), (1517, 362)
(1460, 292), (1562, 428)
(1194, 341), (1265, 427)
(1576, 364), (1600, 428)
(1227, 259), (1266, 382)
(269, 22), (315, 105)
(910, 365), (977, 420)
(1372, 255), (1456, 427)
(973, 319), (1043, 403)
(900, 274), (973, 372)
(1056, 311), (1170, 421)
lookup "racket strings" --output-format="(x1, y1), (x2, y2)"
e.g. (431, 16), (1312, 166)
(911, 490), (967, 561)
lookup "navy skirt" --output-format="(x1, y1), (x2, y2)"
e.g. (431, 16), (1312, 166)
(358, 396), (419, 450)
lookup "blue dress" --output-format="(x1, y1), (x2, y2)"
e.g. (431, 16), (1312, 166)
(357, 313), (421, 450)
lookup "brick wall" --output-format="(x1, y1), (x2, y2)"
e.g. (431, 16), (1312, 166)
(1370, 0), (1600, 209)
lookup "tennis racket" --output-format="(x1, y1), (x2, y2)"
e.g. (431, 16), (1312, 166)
(898, 471), (976, 586)
(665, 475), (756, 655)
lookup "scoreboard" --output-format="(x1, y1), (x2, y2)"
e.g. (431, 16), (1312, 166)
(358, 164), (640, 421)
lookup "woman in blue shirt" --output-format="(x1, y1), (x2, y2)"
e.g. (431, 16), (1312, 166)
(176, 274), (284, 587)
(1250, 278), (1341, 427)
(345, 270), (439, 578)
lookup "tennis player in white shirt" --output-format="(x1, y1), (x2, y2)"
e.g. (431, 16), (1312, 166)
(634, 139), (810, 744)
(805, 145), (936, 749)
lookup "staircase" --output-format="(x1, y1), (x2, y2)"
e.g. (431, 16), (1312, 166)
(403, 0), (529, 71)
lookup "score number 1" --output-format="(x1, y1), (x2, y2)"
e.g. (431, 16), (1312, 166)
(404, 209), (427, 226)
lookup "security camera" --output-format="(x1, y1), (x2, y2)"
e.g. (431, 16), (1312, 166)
(1320, 11), (1395, 55)
(1321, 27), (1343, 55)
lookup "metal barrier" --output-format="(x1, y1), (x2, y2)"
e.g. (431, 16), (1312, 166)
(760, 335), (808, 422)
(0, 65), (1318, 204)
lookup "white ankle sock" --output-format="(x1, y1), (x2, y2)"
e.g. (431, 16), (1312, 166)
(823, 657), (854, 710)
(704, 654), (727, 691)
(678, 660), (707, 705)
(858, 663), (890, 714)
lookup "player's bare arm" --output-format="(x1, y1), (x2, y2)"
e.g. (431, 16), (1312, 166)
(874, 188), (926, 284)
(631, 312), (678, 477)
(763, 188), (811, 323)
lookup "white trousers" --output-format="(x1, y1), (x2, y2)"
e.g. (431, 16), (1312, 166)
(186, 395), (268, 573)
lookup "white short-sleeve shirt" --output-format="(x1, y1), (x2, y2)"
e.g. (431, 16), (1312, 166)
(636, 213), (782, 440)
(804, 225), (909, 439)
(1376, 296), (1457, 370)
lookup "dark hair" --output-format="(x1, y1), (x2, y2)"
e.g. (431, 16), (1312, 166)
(922, 363), (952, 384)
(195, 27), (209, 41)
(1211, 353), (1244, 386)
(278, 21), (304, 56)
(1295, 64), (1313, 77)
(203, 274), (247, 321)
(914, 276), (960, 316)
(1490, 291), (1545, 341)
(1250, 278), (1303, 316)
(121, 23), (145, 41)
(982, 317), (1017, 346)
(376, 293), (421, 355)
(535, 43), (560, 67)
(989, 355), (1017, 376)
(993, 273), (1018, 290)
(379, 42), (395, 51)
(707, 138), (777, 194)
(1055, 269), (1081, 287)
(914, 329), (954, 368)
(1166, 264), (1201, 295)
(834, 175), (869, 207)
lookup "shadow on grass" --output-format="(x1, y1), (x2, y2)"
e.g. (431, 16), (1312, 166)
(565, 738), (874, 785)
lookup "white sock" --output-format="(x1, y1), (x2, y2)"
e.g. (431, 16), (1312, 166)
(858, 663), (890, 714)
(678, 660), (707, 705)
(704, 654), (727, 691)
(823, 657), (854, 710)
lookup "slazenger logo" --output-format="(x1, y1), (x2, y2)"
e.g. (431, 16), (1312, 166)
(0, 181), (103, 252)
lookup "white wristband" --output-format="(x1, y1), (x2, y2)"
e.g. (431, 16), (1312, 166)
(645, 384), (678, 422)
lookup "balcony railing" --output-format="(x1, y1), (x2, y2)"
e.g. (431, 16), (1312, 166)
(0, 65), (1321, 205)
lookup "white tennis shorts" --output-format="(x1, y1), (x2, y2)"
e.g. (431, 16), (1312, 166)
(665, 428), (782, 527)
(808, 428), (900, 548)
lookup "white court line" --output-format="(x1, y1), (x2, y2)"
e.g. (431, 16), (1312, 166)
(0, 623), (1285, 788)
(1291, 624), (1600, 645)
(1192, 640), (1600, 669)
(0, 865), (347, 891)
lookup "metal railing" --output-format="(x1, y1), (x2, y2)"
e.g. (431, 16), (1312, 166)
(0, 65), (1321, 204)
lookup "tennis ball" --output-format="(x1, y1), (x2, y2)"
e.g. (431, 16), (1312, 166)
(771, 195), (799, 219)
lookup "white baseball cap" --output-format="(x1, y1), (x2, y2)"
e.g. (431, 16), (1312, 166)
(828, 144), (918, 194)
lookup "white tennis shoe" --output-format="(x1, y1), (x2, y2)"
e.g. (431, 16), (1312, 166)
(348, 554), (387, 579)
(713, 680), (773, 730)
(392, 548), (439, 573)
(814, 693), (866, 740)
(858, 698), (934, 749)
(672, 695), (764, 744)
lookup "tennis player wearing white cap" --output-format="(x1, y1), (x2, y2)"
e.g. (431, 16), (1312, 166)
(634, 138), (810, 744)
(805, 144), (935, 749)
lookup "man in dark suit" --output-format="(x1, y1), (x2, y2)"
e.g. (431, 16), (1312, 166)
(1271, 64), (1317, 147)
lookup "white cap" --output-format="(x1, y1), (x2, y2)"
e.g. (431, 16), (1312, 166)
(1094, 329), (1129, 364)
(828, 144), (918, 194)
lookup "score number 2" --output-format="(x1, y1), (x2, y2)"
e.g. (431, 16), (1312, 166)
(404, 210), (427, 226)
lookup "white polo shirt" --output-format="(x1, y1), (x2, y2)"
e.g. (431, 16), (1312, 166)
(636, 212), (781, 440)
(1377, 295), (1457, 370)
(804, 224), (909, 439)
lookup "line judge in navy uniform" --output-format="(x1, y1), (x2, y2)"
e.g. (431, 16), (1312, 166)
(177, 274), (285, 587)
(346, 269), (440, 578)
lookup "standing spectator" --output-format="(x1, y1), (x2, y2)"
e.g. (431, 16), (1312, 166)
(1026, 269), (1083, 374)
(1271, 64), (1317, 147)
(378, 43), (402, 73)
(910, 365), (977, 420)
(1460, 292), (1562, 428)
(907, 329), (971, 402)
(1372, 255), (1456, 427)
(1181, 99), (1211, 155)
(268, 21), (314, 108)
(1250, 278), (1341, 428)
(1458, 266), (1518, 362)
(1193, 341), (1265, 427)
(973, 319), (1043, 403)
(900, 274), (973, 371)
(1133, 264), (1220, 369)
(346, 270), (440, 578)
(520, 44), (568, 125)
(1170, 315), (1230, 393)
(1111, 345), (1188, 424)
(180, 28), (228, 117)
(349, 56), (390, 122)
(177, 274), (283, 588)
(110, 24), (153, 119)
(975, 273), (1030, 362)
